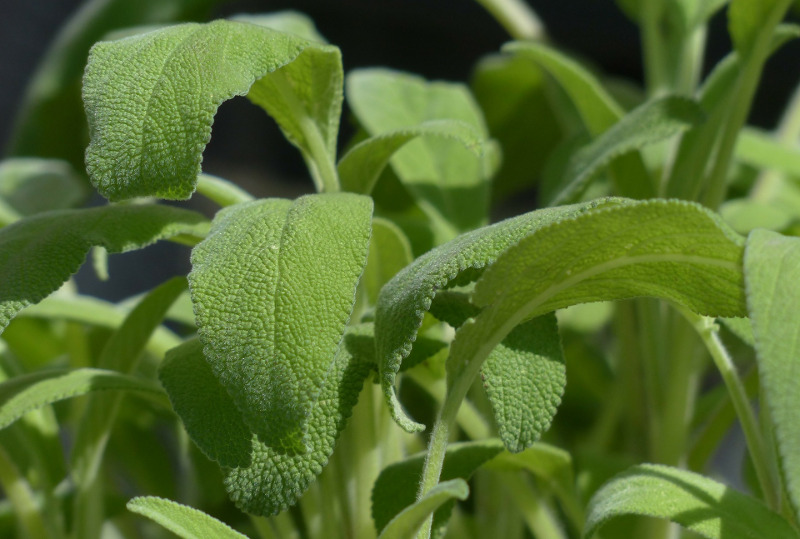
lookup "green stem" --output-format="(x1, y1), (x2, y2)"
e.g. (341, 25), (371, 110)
(0, 445), (56, 539)
(641, 0), (669, 97)
(196, 174), (255, 207)
(473, 0), (546, 41)
(680, 310), (779, 510)
(501, 473), (566, 539)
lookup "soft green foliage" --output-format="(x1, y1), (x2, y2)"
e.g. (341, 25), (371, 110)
(188, 194), (371, 454)
(378, 479), (469, 539)
(745, 229), (800, 518)
(0, 158), (83, 220)
(127, 496), (248, 539)
(584, 464), (799, 538)
(361, 218), (414, 305)
(0, 369), (163, 430)
(84, 19), (341, 200)
(729, 0), (793, 56)
(0, 205), (208, 333)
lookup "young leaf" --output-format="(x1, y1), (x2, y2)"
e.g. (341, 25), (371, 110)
(127, 496), (247, 539)
(0, 369), (163, 431)
(543, 96), (705, 206)
(346, 69), (493, 232)
(160, 324), (375, 515)
(84, 19), (342, 200)
(378, 479), (469, 539)
(450, 200), (747, 394)
(482, 313), (565, 453)
(189, 193), (372, 455)
(0, 158), (84, 219)
(372, 440), (504, 536)
(0, 205), (209, 334)
(338, 120), (485, 195)
(744, 229), (800, 519)
(584, 464), (799, 538)
(376, 199), (609, 432)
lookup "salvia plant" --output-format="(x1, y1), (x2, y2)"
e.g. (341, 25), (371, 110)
(1, 0), (800, 538)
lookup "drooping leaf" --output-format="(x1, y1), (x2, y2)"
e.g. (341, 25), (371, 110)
(482, 313), (565, 453)
(0, 204), (209, 334)
(338, 120), (485, 195)
(584, 464), (799, 538)
(0, 369), (163, 430)
(543, 96), (705, 206)
(84, 19), (342, 200)
(376, 199), (610, 432)
(378, 479), (469, 539)
(450, 200), (747, 393)
(127, 496), (247, 539)
(189, 193), (372, 454)
(0, 158), (84, 218)
(372, 440), (504, 536)
(744, 229), (800, 519)
(160, 324), (375, 515)
(346, 69), (494, 233)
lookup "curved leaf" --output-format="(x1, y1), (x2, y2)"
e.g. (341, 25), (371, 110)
(0, 204), (209, 334)
(127, 496), (247, 539)
(338, 120), (485, 195)
(84, 19), (342, 200)
(375, 199), (608, 432)
(744, 229), (800, 519)
(584, 464), (799, 538)
(0, 158), (84, 219)
(0, 369), (163, 430)
(160, 325), (375, 515)
(378, 479), (468, 539)
(188, 193), (372, 454)
(361, 217), (414, 306)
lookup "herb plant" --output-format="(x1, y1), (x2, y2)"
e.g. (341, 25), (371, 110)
(1, 0), (800, 538)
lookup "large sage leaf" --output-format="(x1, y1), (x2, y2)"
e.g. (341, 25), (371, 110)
(0, 205), (208, 334)
(744, 229), (800, 519)
(346, 69), (494, 233)
(127, 496), (247, 539)
(376, 199), (608, 432)
(159, 324), (375, 515)
(84, 19), (342, 200)
(188, 193), (372, 454)
(450, 200), (747, 392)
(584, 464), (799, 538)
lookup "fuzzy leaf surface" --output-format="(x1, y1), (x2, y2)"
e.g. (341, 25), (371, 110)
(372, 440), (503, 536)
(451, 200), (747, 394)
(84, 19), (341, 200)
(189, 194), (371, 454)
(544, 96), (704, 206)
(0, 369), (163, 430)
(346, 69), (493, 232)
(376, 200), (606, 432)
(160, 324), (375, 515)
(0, 205), (208, 334)
(127, 496), (247, 539)
(338, 120), (485, 195)
(584, 464), (799, 538)
(744, 229), (800, 519)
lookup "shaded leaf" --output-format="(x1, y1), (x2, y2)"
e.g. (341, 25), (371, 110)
(230, 11), (326, 42)
(0, 204), (209, 334)
(744, 229), (800, 519)
(729, 0), (792, 57)
(127, 496), (247, 539)
(584, 464), (798, 538)
(378, 479), (469, 539)
(0, 158), (84, 217)
(361, 217), (413, 306)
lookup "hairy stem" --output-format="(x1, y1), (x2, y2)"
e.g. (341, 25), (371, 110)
(196, 174), (255, 207)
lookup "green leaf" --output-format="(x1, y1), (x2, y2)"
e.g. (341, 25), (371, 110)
(744, 229), (800, 519)
(346, 69), (493, 233)
(729, 0), (792, 57)
(127, 496), (247, 539)
(0, 204), (209, 334)
(736, 127), (800, 178)
(189, 193), (371, 454)
(230, 11), (326, 42)
(338, 120), (485, 195)
(84, 19), (342, 200)
(584, 464), (799, 538)
(0, 158), (84, 218)
(0, 369), (163, 430)
(376, 199), (607, 432)
(450, 200), (747, 395)
(361, 217), (414, 306)
(378, 479), (469, 539)
(372, 440), (504, 536)
(482, 313), (565, 453)
(160, 324), (375, 515)
(543, 96), (705, 206)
